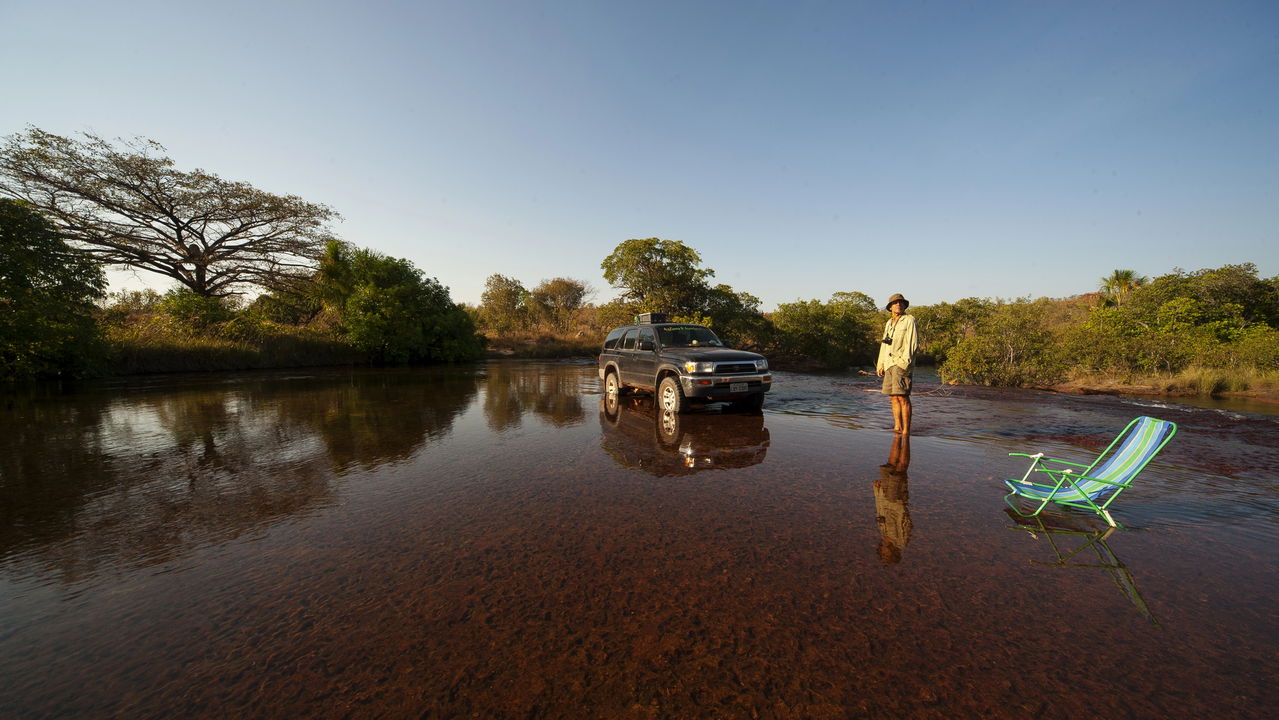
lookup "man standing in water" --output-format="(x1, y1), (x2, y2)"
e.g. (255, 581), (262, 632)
(876, 293), (918, 434)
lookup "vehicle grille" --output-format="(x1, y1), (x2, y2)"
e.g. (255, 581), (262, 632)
(716, 362), (757, 374)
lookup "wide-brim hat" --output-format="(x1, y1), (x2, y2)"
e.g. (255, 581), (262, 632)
(885, 293), (909, 310)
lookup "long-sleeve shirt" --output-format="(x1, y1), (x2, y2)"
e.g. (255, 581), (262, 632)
(876, 314), (918, 372)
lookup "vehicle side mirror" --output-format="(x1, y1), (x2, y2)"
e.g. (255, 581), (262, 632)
(638, 340), (655, 351)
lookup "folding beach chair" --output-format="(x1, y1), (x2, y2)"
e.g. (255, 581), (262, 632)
(1003, 416), (1177, 528)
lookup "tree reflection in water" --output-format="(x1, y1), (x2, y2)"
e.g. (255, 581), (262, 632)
(0, 368), (478, 582)
(482, 360), (586, 431)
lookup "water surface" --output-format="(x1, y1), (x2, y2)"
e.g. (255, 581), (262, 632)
(2, 361), (1276, 719)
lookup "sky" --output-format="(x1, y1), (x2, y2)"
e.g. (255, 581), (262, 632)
(3, 0), (1276, 311)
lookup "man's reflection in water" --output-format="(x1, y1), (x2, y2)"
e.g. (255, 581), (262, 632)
(875, 434), (912, 565)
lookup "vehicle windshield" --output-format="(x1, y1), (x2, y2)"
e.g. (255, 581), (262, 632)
(657, 325), (723, 348)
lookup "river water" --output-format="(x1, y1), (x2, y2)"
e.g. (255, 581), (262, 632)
(1, 360), (1276, 719)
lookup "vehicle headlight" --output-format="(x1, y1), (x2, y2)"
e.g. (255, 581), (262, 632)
(755, 359), (769, 371)
(683, 361), (714, 374)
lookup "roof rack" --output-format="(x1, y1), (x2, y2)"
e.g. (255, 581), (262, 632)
(635, 312), (668, 324)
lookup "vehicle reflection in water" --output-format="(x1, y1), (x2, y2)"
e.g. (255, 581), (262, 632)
(874, 433), (912, 565)
(599, 392), (769, 476)
(1006, 512), (1160, 626)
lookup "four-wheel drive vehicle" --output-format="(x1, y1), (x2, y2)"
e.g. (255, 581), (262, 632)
(598, 319), (771, 413)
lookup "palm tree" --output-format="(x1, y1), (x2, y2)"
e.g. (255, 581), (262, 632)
(1099, 269), (1148, 307)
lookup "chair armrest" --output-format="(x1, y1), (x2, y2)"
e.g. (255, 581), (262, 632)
(1008, 452), (1088, 468)
(1037, 457), (1090, 468)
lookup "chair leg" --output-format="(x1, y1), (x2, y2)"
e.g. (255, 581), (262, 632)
(1099, 508), (1116, 528)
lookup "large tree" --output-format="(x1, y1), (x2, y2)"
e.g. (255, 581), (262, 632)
(479, 273), (528, 333)
(600, 237), (713, 314)
(0, 128), (339, 297)
(528, 277), (590, 333)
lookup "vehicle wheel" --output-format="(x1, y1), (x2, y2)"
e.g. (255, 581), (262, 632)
(602, 375), (620, 417)
(659, 376), (688, 414)
(733, 393), (765, 412)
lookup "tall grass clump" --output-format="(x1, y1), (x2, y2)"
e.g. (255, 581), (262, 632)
(101, 291), (359, 374)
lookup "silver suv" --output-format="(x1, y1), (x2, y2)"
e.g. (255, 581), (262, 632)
(597, 317), (771, 412)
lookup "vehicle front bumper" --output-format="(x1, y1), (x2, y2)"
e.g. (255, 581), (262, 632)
(679, 373), (772, 399)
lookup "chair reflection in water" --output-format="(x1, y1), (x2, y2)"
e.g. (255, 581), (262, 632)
(1004, 416), (1177, 528)
(1007, 513), (1160, 627)
(875, 434), (911, 565)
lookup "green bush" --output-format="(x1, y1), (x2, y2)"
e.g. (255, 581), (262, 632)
(1, 199), (106, 381)
(158, 289), (234, 330)
(940, 300), (1066, 386)
(315, 241), (484, 364)
(772, 292), (879, 368)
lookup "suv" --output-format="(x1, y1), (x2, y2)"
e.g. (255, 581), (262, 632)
(598, 315), (772, 413)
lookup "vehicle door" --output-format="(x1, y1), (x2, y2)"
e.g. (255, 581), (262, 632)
(629, 327), (659, 390)
(614, 329), (638, 387)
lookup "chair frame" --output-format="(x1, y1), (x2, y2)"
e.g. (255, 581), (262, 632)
(1004, 416), (1177, 527)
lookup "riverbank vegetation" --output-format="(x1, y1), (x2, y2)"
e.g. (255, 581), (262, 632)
(4, 129), (1276, 396)
(471, 248), (1279, 400)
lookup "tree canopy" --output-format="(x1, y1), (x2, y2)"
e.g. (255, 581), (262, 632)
(1099, 269), (1148, 307)
(0, 128), (339, 297)
(480, 274), (528, 333)
(600, 238), (713, 314)
(1, 199), (106, 380)
(527, 277), (590, 333)
(772, 292), (880, 367)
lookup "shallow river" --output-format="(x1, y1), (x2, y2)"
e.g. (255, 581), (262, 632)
(2, 360), (1276, 719)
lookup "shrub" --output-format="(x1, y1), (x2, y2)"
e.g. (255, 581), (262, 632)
(940, 299), (1066, 386)
(158, 289), (235, 331)
(1, 199), (106, 380)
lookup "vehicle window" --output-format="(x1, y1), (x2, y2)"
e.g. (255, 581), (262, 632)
(619, 330), (637, 350)
(657, 325), (722, 347)
(603, 328), (624, 349)
(636, 328), (655, 349)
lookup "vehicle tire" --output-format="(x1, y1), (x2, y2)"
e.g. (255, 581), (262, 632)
(605, 371), (620, 398)
(733, 393), (765, 412)
(659, 375), (688, 414)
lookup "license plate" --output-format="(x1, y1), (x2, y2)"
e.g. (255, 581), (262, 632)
(730, 382), (748, 393)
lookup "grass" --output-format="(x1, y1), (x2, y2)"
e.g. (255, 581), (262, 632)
(483, 330), (599, 359)
(1168, 365), (1279, 396)
(1059, 366), (1279, 398)
(104, 315), (358, 374)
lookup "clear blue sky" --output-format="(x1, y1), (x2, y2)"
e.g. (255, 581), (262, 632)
(4, 0), (1276, 310)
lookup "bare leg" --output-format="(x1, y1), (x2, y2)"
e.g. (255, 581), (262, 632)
(900, 396), (912, 435)
(890, 396), (904, 433)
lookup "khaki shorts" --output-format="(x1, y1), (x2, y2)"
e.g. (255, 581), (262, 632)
(882, 365), (912, 396)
